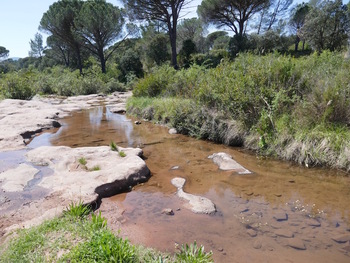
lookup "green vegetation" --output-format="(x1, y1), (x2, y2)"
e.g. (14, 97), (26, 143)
(0, 202), (212, 263)
(78, 157), (87, 166)
(110, 141), (119, 152)
(119, 151), (126, 158)
(127, 52), (350, 171)
(89, 165), (101, 171)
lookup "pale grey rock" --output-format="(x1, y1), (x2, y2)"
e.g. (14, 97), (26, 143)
(161, 208), (174, 215)
(26, 145), (150, 203)
(109, 104), (126, 114)
(171, 177), (216, 214)
(0, 92), (132, 152)
(0, 164), (39, 192)
(169, 128), (177, 134)
(208, 152), (251, 174)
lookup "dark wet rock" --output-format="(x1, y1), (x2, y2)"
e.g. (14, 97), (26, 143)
(161, 208), (174, 216)
(247, 229), (257, 237)
(275, 229), (294, 238)
(332, 234), (350, 243)
(288, 238), (306, 250)
(253, 240), (262, 249)
(274, 213), (288, 221)
(288, 180), (295, 183)
(169, 128), (177, 134)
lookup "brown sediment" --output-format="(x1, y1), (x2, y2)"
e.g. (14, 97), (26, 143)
(1, 103), (350, 262)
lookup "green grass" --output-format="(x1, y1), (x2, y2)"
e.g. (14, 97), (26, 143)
(89, 165), (101, 171)
(0, 203), (213, 263)
(119, 151), (126, 157)
(127, 52), (350, 171)
(78, 157), (87, 166)
(110, 141), (119, 152)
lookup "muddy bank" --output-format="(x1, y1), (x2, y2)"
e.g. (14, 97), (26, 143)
(0, 92), (150, 237)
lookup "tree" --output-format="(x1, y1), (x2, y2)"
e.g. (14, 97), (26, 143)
(256, 0), (293, 34)
(40, 0), (85, 74)
(46, 35), (71, 66)
(123, 0), (192, 69)
(302, 0), (349, 52)
(178, 39), (197, 68)
(146, 34), (170, 65)
(0, 46), (9, 59)
(177, 18), (207, 52)
(198, 0), (269, 37)
(75, 0), (127, 73)
(205, 31), (228, 50)
(289, 3), (310, 51)
(29, 33), (45, 59)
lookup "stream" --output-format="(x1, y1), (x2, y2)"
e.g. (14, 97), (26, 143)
(20, 106), (350, 262)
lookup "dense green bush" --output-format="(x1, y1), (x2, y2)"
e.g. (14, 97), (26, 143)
(129, 51), (350, 171)
(0, 65), (127, 99)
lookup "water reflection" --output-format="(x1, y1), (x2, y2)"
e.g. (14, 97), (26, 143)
(28, 106), (350, 262)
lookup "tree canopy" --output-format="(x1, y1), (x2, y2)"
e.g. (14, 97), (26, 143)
(0, 46), (9, 59)
(123, 0), (191, 68)
(198, 0), (269, 37)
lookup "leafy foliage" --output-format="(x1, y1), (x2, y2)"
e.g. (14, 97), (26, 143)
(175, 241), (213, 263)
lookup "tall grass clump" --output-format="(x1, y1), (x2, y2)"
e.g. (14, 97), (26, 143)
(0, 207), (213, 263)
(129, 51), (350, 171)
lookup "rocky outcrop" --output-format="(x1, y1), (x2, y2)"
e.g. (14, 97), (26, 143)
(171, 177), (216, 214)
(0, 92), (132, 152)
(1, 145), (150, 233)
(208, 152), (251, 174)
(26, 145), (150, 202)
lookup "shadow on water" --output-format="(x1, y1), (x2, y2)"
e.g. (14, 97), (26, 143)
(25, 106), (350, 262)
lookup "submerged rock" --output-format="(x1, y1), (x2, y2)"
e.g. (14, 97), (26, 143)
(161, 208), (174, 216)
(171, 177), (216, 214)
(208, 152), (251, 174)
(288, 238), (306, 250)
(332, 234), (350, 243)
(0, 164), (39, 192)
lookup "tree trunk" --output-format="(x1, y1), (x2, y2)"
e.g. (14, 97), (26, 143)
(295, 35), (300, 52)
(75, 45), (83, 75)
(169, 28), (178, 69)
(98, 49), (107, 74)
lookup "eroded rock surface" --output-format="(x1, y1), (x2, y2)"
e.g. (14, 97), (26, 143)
(0, 92), (132, 152)
(171, 177), (216, 214)
(208, 152), (251, 174)
(0, 92), (151, 234)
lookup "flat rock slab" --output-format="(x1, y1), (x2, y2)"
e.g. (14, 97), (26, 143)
(0, 164), (39, 192)
(26, 145), (150, 203)
(332, 234), (350, 243)
(288, 238), (306, 250)
(208, 152), (251, 174)
(275, 229), (294, 238)
(0, 92), (132, 152)
(171, 177), (216, 214)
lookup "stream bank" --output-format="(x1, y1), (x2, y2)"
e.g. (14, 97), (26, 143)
(1, 95), (350, 262)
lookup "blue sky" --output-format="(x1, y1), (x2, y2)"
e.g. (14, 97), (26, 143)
(1, 0), (305, 58)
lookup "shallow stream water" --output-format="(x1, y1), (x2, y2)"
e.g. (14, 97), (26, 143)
(26, 106), (350, 262)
